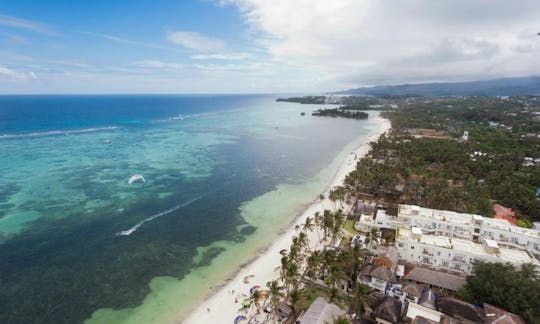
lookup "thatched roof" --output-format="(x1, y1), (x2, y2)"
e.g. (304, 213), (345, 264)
(374, 296), (402, 323)
(297, 297), (345, 324)
(403, 266), (466, 291)
(484, 303), (525, 324)
(370, 265), (393, 281)
(361, 265), (373, 277)
(402, 283), (422, 298)
(413, 316), (439, 324)
(436, 297), (485, 323)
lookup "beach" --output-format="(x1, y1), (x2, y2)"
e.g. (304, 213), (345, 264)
(183, 115), (391, 324)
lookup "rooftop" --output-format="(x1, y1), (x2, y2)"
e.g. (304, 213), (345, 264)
(297, 297), (345, 324)
(399, 204), (540, 238)
(398, 227), (538, 265)
(404, 266), (466, 291)
(484, 303), (525, 324)
(406, 301), (443, 322)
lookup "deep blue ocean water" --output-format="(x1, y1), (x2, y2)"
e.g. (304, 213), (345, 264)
(0, 95), (380, 323)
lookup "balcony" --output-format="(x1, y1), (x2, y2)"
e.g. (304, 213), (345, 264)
(452, 256), (466, 263)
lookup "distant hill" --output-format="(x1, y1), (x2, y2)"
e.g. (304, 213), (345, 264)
(334, 76), (540, 96)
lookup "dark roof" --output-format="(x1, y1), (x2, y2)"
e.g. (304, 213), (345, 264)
(403, 266), (466, 291)
(374, 296), (402, 323)
(361, 265), (373, 277)
(439, 315), (462, 324)
(436, 297), (485, 323)
(402, 283), (422, 298)
(370, 265), (393, 281)
(484, 304), (525, 324)
(413, 316), (439, 324)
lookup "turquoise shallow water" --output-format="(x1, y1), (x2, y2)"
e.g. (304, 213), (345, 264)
(0, 95), (382, 323)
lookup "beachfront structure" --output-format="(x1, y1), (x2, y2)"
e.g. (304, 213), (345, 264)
(356, 204), (540, 258)
(297, 297), (345, 324)
(401, 265), (466, 292)
(395, 226), (538, 274)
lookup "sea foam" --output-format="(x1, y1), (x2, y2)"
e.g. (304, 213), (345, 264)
(116, 195), (205, 236)
(0, 126), (119, 140)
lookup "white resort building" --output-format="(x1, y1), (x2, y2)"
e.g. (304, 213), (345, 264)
(356, 204), (540, 274)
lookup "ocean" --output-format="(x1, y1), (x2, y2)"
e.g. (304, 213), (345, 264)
(0, 95), (382, 323)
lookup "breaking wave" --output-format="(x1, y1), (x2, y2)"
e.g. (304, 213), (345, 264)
(0, 126), (119, 140)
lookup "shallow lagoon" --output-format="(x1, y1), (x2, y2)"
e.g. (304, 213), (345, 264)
(0, 95), (381, 323)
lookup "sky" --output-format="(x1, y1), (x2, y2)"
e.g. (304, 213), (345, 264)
(0, 0), (539, 94)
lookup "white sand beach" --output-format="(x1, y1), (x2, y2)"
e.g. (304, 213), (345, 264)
(183, 116), (391, 324)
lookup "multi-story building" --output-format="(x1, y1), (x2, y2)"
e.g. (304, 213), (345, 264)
(356, 204), (540, 258)
(395, 226), (538, 274)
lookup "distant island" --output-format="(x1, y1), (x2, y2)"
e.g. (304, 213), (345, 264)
(333, 76), (540, 96)
(312, 108), (369, 119)
(276, 96), (326, 104)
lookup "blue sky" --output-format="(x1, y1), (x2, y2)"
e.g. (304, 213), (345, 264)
(1, 0), (539, 93)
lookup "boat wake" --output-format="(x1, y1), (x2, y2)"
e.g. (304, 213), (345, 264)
(0, 126), (119, 140)
(116, 195), (205, 236)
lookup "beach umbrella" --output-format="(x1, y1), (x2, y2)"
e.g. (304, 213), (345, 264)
(249, 285), (261, 294)
(242, 298), (252, 308)
(234, 315), (247, 324)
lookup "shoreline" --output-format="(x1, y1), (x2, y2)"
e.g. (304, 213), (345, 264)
(183, 115), (391, 323)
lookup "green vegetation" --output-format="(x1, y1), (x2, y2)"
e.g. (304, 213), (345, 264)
(342, 96), (540, 221)
(312, 108), (369, 120)
(343, 219), (361, 235)
(459, 262), (540, 323)
(276, 96), (326, 104)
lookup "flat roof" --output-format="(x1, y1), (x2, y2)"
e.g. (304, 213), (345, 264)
(399, 204), (540, 239)
(420, 235), (452, 249)
(406, 302), (443, 322)
(485, 239), (499, 248)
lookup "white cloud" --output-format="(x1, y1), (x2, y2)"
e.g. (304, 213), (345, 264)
(167, 31), (226, 52)
(191, 53), (252, 60)
(79, 31), (181, 53)
(221, 0), (540, 89)
(0, 66), (37, 81)
(133, 60), (184, 70)
(0, 14), (54, 35)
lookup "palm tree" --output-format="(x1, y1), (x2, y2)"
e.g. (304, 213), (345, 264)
(325, 262), (346, 290)
(302, 216), (315, 233)
(314, 211), (324, 242)
(266, 280), (284, 318)
(322, 209), (334, 242)
(305, 250), (321, 281)
(341, 244), (365, 281)
(369, 228), (380, 250)
(252, 289), (263, 314)
(331, 209), (345, 244)
(352, 282), (372, 316)
(298, 231), (309, 253)
(303, 216), (320, 242)
(289, 289), (302, 320)
(319, 194), (326, 210)
(280, 255), (300, 295)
